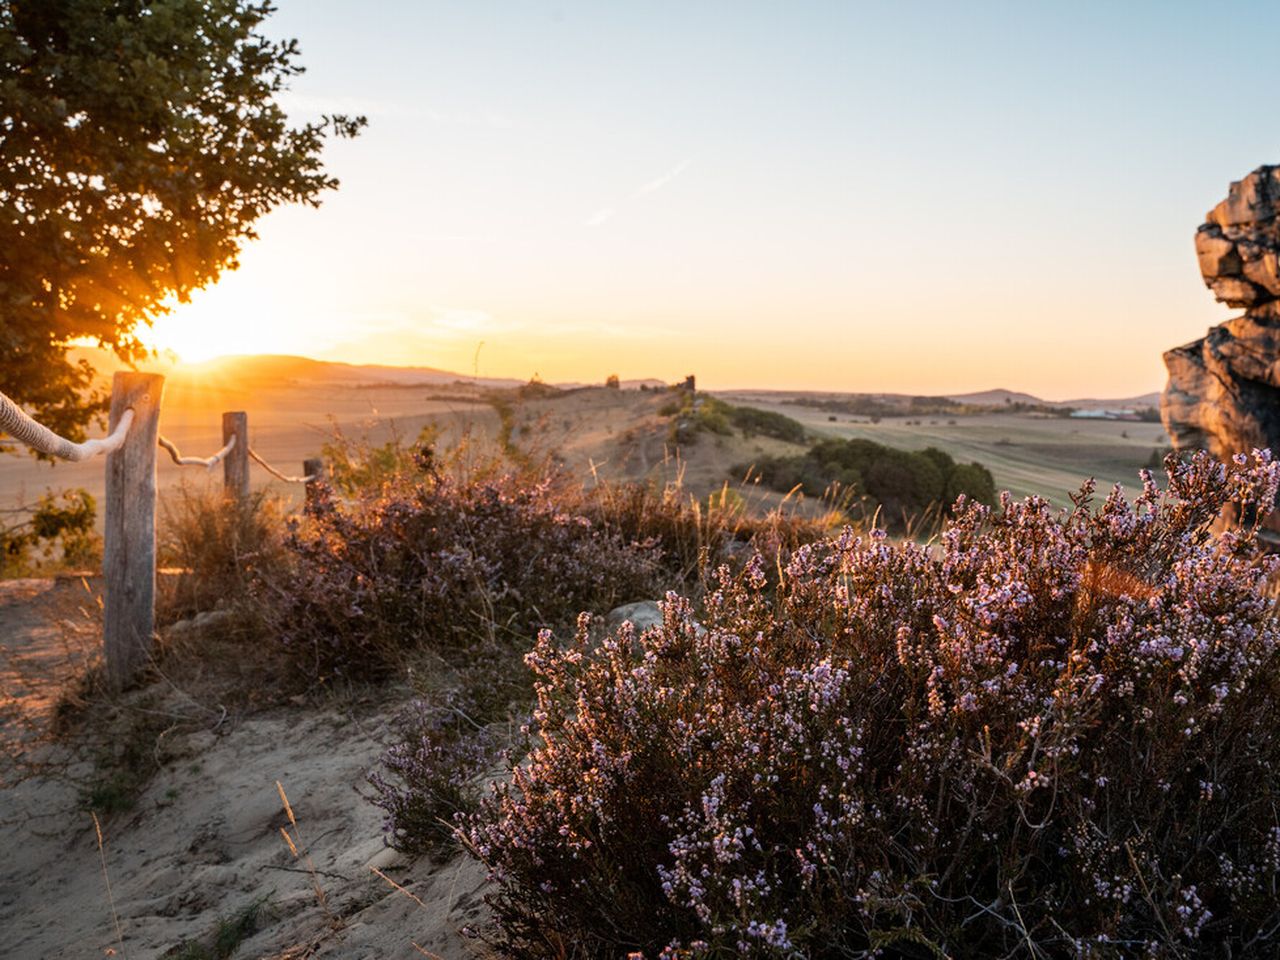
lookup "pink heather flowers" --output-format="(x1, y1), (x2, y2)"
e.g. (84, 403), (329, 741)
(265, 469), (665, 681)
(465, 451), (1280, 958)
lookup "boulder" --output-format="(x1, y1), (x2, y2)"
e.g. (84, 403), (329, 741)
(165, 607), (237, 640)
(604, 599), (707, 638)
(604, 600), (664, 634)
(1162, 165), (1280, 545)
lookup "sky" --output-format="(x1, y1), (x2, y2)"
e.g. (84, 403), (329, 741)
(146, 1), (1280, 398)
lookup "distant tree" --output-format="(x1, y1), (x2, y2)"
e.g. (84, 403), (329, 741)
(741, 437), (996, 531)
(0, 0), (364, 450)
(945, 461), (996, 506)
(605, 373), (621, 389)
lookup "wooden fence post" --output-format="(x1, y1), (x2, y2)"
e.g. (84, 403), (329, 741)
(222, 411), (250, 503)
(104, 371), (164, 691)
(303, 457), (323, 508)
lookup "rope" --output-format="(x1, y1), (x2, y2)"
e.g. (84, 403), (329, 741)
(249, 448), (318, 484)
(0, 389), (134, 461)
(158, 434), (236, 470)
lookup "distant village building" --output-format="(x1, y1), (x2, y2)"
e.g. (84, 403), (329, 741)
(1069, 409), (1142, 421)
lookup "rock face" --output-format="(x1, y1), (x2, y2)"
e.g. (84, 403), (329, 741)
(1163, 165), (1280, 542)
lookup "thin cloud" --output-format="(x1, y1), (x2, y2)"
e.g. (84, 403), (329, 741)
(637, 158), (692, 196)
(583, 157), (694, 227)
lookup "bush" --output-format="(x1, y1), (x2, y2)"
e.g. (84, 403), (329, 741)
(265, 469), (667, 683)
(661, 395), (807, 446)
(368, 696), (497, 855)
(725, 405), (808, 444)
(0, 487), (100, 576)
(744, 439), (996, 532)
(157, 485), (285, 624)
(321, 423), (440, 496)
(466, 451), (1280, 958)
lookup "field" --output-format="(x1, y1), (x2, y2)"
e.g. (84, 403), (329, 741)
(723, 391), (1169, 505)
(0, 362), (498, 519)
(0, 356), (1171, 529)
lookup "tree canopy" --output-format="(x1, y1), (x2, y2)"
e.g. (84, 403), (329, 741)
(0, 0), (363, 446)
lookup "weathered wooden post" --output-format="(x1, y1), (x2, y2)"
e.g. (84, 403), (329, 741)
(222, 411), (250, 502)
(303, 457), (324, 508)
(103, 371), (164, 691)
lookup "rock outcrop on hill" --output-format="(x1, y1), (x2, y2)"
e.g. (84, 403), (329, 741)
(1163, 165), (1280, 542)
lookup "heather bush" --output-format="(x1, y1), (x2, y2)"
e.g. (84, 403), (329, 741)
(580, 477), (826, 585)
(368, 695), (498, 855)
(467, 451), (1280, 958)
(265, 467), (667, 683)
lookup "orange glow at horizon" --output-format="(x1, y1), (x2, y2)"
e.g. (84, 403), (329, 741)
(117, 0), (1280, 404)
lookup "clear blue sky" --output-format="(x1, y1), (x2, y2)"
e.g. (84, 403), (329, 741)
(154, 1), (1280, 398)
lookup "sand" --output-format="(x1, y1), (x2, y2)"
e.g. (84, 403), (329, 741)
(0, 579), (493, 960)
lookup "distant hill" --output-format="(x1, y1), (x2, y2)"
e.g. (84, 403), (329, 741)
(722, 386), (1163, 413)
(1062, 392), (1161, 411)
(174, 354), (524, 390)
(68, 349), (672, 393)
(66, 348), (1160, 409)
(944, 388), (1049, 407)
(944, 388), (1161, 410)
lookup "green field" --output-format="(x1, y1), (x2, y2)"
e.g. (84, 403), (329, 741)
(720, 394), (1170, 508)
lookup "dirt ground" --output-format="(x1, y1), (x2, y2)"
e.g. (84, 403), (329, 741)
(0, 578), (492, 960)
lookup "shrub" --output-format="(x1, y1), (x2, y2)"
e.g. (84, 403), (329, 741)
(368, 696), (497, 855)
(265, 469), (667, 683)
(579, 478), (826, 586)
(743, 438), (996, 532)
(725, 405), (808, 444)
(0, 487), (100, 576)
(321, 422), (440, 496)
(466, 451), (1280, 958)
(157, 484), (285, 624)
(660, 395), (807, 446)
(691, 398), (733, 437)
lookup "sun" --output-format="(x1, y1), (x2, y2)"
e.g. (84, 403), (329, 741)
(144, 280), (305, 364)
(146, 315), (227, 363)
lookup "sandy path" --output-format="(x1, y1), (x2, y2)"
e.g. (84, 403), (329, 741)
(0, 579), (492, 959)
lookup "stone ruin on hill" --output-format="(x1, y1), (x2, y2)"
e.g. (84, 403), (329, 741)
(1162, 165), (1280, 545)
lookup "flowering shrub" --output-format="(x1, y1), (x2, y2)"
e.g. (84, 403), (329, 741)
(265, 468), (666, 682)
(466, 451), (1280, 958)
(368, 696), (497, 855)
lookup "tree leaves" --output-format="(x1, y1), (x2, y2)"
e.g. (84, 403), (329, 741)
(0, 0), (365, 443)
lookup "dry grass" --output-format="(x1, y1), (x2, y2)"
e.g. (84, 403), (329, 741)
(156, 483), (289, 626)
(92, 810), (127, 959)
(276, 780), (333, 920)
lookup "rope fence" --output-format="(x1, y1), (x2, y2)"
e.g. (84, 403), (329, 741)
(0, 390), (135, 462)
(249, 448), (319, 484)
(159, 434), (236, 470)
(2, 375), (326, 690)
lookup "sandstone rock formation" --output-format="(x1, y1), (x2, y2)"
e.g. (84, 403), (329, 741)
(1162, 165), (1280, 542)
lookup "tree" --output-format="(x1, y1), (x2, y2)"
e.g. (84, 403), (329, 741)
(604, 373), (620, 389)
(0, 0), (364, 448)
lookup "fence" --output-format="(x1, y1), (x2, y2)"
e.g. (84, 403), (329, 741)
(0, 371), (324, 690)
